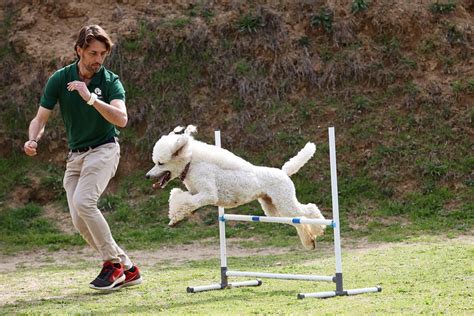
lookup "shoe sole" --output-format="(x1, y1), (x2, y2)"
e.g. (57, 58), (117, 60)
(89, 274), (126, 291)
(113, 277), (143, 290)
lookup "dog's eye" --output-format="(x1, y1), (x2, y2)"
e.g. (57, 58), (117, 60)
(158, 162), (164, 166)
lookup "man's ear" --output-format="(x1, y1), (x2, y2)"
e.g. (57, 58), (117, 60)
(172, 135), (189, 157)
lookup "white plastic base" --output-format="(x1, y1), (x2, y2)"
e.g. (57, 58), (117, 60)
(187, 280), (262, 293)
(298, 286), (382, 299)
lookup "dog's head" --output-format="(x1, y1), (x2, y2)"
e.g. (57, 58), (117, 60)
(146, 125), (197, 189)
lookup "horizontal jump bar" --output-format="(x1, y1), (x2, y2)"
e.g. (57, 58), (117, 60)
(227, 270), (334, 282)
(220, 214), (334, 226)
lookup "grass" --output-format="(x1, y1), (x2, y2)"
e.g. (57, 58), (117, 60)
(1, 236), (472, 314)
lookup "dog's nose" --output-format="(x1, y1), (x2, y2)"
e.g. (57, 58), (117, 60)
(145, 174), (150, 179)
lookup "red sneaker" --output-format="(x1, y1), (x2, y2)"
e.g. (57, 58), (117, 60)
(89, 261), (125, 290)
(113, 265), (142, 289)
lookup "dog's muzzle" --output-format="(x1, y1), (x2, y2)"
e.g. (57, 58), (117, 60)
(151, 171), (171, 189)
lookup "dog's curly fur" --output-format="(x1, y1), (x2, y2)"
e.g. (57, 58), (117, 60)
(146, 125), (326, 249)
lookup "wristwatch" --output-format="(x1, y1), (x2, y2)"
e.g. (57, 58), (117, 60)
(87, 93), (97, 105)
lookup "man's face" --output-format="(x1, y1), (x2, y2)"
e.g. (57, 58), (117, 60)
(77, 39), (108, 74)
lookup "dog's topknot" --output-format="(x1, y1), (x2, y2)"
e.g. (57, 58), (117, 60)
(171, 125), (197, 136)
(184, 125), (197, 135)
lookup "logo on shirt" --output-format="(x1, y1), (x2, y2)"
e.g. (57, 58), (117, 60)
(94, 88), (102, 96)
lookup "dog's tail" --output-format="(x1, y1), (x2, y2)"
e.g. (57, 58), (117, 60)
(281, 142), (316, 176)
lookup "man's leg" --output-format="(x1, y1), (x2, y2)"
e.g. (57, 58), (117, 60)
(71, 142), (132, 269)
(64, 152), (99, 252)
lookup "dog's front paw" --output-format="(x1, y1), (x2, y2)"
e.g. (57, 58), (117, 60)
(168, 216), (182, 227)
(168, 188), (192, 227)
(170, 188), (184, 198)
(168, 207), (191, 227)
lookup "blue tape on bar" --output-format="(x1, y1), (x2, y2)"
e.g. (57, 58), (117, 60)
(332, 221), (336, 228)
(251, 216), (260, 222)
(292, 218), (301, 224)
(219, 216), (226, 222)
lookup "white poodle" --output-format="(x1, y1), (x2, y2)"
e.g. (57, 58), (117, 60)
(146, 125), (326, 249)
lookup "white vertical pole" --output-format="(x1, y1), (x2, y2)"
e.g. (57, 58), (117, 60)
(329, 127), (343, 292)
(215, 131), (228, 270)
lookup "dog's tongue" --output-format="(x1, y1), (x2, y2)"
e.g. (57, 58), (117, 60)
(152, 171), (171, 190)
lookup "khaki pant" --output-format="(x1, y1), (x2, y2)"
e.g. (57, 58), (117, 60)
(63, 140), (132, 269)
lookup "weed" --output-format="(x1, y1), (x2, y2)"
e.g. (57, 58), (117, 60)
(98, 195), (124, 213)
(419, 39), (437, 55)
(430, 1), (456, 14)
(310, 8), (334, 33)
(467, 79), (474, 93)
(234, 59), (252, 76)
(380, 36), (401, 63)
(172, 18), (191, 28)
(418, 160), (448, 180)
(446, 25), (464, 44)
(352, 95), (373, 111)
(400, 57), (417, 70)
(231, 97), (245, 111)
(275, 131), (305, 148)
(188, 4), (214, 21)
(122, 39), (140, 52)
(450, 80), (463, 94)
(403, 81), (420, 107)
(236, 14), (264, 33)
(298, 36), (310, 47)
(352, 0), (369, 13)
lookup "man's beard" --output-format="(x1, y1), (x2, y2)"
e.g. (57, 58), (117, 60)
(87, 63), (101, 73)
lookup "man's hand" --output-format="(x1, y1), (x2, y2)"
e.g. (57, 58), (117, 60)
(67, 81), (90, 102)
(24, 140), (38, 156)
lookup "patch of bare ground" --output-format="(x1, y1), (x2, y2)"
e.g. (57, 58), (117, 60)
(2, 235), (472, 274)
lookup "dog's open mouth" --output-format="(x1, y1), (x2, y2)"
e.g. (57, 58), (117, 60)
(152, 171), (171, 189)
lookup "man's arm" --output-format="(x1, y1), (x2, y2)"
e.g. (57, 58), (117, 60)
(91, 98), (128, 128)
(24, 106), (52, 156)
(67, 80), (128, 128)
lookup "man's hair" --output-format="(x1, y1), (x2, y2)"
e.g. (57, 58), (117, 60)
(74, 25), (113, 59)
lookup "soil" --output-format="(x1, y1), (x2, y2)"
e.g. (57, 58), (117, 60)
(4, 235), (472, 273)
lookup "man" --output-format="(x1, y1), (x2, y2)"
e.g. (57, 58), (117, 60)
(24, 25), (141, 291)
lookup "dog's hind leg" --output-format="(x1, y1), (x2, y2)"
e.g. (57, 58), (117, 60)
(295, 226), (316, 250)
(299, 202), (326, 238)
(261, 194), (316, 250)
(257, 195), (280, 217)
(259, 195), (314, 249)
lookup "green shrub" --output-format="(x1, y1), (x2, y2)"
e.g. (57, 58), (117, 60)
(310, 8), (333, 33)
(236, 14), (264, 33)
(352, 0), (369, 13)
(430, 1), (456, 14)
(173, 18), (191, 28)
(298, 36), (310, 47)
(446, 25), (464, 44)
(450, 80), (464, 93)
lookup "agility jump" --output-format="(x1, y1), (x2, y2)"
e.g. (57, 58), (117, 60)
(187, 127), (381, 299)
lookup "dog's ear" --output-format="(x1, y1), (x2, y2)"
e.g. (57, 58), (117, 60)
(171, 126), (185, 135)
(172, 135), (189, 157)
(185, 125), (197, 136)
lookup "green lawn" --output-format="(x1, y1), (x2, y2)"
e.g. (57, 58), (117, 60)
(1, 236), (472, 314)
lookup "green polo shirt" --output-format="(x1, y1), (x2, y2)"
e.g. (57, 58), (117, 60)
(39, 61), (126, 150)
